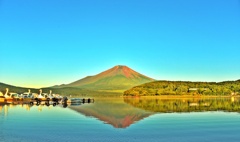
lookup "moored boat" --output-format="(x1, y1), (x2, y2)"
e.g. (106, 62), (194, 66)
(66, 98), (94, 104)
(67, 98), (82, 103)
(21, 89), (33, 99)
(36, 89), (47, 101)
(0, 92), (4, 102)
(4, 88), (11, 101)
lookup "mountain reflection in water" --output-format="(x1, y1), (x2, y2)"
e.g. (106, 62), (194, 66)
(0, 99), (154, 129)
(68, 98), (153, 128)
(1, 97), (240, 142)
(1, 97), (240, 129)
(124, 97), (240, 113)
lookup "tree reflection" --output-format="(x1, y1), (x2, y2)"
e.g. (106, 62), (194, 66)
(124, 97), (240, 113)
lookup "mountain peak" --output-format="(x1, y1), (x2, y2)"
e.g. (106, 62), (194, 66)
(102, 65), (146, 79)
(115, 65), (126, 67)
(114, 65), (128, 68)
(64, 65), (155, 91)
(112, 65), (130, 71)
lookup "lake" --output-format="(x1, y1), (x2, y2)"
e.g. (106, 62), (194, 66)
(1, 97), (240, 142)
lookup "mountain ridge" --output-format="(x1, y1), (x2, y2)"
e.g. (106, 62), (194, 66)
(60, 65), (155, 91)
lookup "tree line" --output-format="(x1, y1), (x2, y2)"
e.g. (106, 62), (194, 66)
(123, 80), (240, 96)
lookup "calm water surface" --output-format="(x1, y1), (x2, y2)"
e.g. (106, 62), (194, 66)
(1, 97), (240, 142)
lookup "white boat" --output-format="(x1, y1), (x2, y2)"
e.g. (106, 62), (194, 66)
(21, 89), (33, 99)
(46, 90), (62, 102)
(9, 93), (20, 99)
(35, 89), (47, 101)
(3, 88), (21, 102)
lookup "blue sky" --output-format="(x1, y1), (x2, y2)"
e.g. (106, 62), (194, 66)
(0, 0), (240, 88)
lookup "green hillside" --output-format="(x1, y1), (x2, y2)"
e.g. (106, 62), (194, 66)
(0, 83), (121, 97)
(0, 83), (38, 94)
(123, 80), (240, 96)
(78, 74), (153, 90)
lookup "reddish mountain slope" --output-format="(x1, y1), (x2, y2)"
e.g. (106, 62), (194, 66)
(64, 65), (155, 90)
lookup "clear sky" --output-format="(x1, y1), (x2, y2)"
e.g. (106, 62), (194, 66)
(0, 0), (240, 88)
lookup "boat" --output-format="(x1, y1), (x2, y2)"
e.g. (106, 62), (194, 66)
(9, 93), (20, 100)
(35, 89), (47, 101)
(0, 92), (5, 103)
(3, 88), (21, 102)
(46, 90), (60, 102)
(67, 98), (82, 104)
(66, 98), (94, 104)
(21, 89), (33, 98)
(1, 88), (11, 102)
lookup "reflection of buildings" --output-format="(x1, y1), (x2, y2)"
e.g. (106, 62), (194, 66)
(69, 99), (153, 128)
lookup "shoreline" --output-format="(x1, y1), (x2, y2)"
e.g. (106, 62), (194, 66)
(123, 95), (240, 99)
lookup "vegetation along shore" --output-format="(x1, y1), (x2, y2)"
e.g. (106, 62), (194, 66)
(124, 80), (240, 96)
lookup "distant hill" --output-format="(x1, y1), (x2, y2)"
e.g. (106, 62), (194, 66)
(123, 80), (240, 96)
(0, 82), (120, 97)
(0, 82), (37, 94)
(59, 65), (155, 91)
